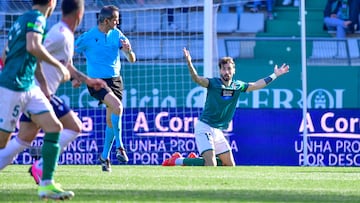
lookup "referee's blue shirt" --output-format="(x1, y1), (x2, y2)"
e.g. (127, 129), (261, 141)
(75, 27), (127, 78)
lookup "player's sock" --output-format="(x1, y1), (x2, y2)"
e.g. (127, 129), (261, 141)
(111, 113), (123, 148)
(0, 136), (30, 170)
(181, 157), (223, 166)
(37, 129), (80, 167)
(59, 129), (79, 153)
(41, 132), (60, 181)
(101, 125), (114, 159)
(175, 158), (185, 165)
(182, 158), (204, 166)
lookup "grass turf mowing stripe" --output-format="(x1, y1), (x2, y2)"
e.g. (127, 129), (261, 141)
(1, 165), (360, 202)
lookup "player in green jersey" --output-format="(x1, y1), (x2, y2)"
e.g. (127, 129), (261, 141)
(0, 0), (75, 200)
(163, 48), (289, 167)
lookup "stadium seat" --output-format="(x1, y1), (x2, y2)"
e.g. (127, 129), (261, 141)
(187, 11), (204, 33)
(161, 12), (188, 32)
(217, 13), (238, 33)
(161, 39), (188, 59)
(135, 10), (161, 33)
(188, 39), (204, 60)
(238, 13), (264, 33)
(310, 40), (348, 58)
(223, 39), (255, 59)
(0, 13), (5, 30)
(120, 11), (136, 33)
(130, 38), (161, 60)
(77, 12), (97, 32)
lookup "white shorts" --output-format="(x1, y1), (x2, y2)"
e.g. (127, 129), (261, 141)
(0, 86), (52, 132)
(195, 120), (231, 156)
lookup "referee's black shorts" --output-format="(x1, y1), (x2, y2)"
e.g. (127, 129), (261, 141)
(87, 76), (123, 104)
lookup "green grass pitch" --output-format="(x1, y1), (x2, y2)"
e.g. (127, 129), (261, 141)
(1, 165), (360, 202)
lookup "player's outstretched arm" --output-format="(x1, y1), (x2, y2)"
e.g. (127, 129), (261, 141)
(67, 60), (106, 91)
(183, 48), (209, 88)
(246, 63), (289, 92)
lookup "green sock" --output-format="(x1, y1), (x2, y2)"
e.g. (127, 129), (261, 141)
(183, 157), (223, 166)
(41, 132), (60, 181)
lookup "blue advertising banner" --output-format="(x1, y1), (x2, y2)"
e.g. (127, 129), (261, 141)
(13, 108), (360, 166)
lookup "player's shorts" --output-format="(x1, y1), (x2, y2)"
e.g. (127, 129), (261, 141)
(195, 120), (231, 156)
(20, 95), (71, 122)
(87, 76), (123, 104)
(0, 86), (52, 132)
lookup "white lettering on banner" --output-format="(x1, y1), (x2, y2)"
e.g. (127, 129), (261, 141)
(132, 152), (159, 164)
(296, 111), (360, 166)
(129, 139), (166, 152)
(22, 153), (33, 164)
(328, 153), (360, 166)
(58, 153), (95, 164)
(321, 112), (360, 133)
(294, 140), (332, 153)
(230, 140), (238, 152)
(298, 153), (325, 166)
(251, 89), (269, 108)
(124, 88), (177, 108)
(155, 112), (197, 132)
(66, 139), (98, 152)
(299, 112), (360, 134)
(82, 116), (93, 132)
(133, 111), (233, 136)
(133, 112), (150, 131)
(170, 139), (197, 151)
(75, 87), (344, 108)
(299, 112), (315, 132)
(133, 111), (198, 134)
(335, 140), (360, 153)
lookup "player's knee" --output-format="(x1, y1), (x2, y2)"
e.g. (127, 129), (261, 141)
(0, 133), (11, 148)
(202, 152), (217, 166)
(72, 118), (83, 133)
(204, 158), (217, 166)
(112, 105), (123, 115)
(46, 121), (63, 133)
(71, 122), (82, 133)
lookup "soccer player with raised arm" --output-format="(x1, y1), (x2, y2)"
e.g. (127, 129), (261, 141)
(163, 48), (289, 166)
(75, 5), (136, 172)
(0, 0), (106, 189)
(0, 0), (77, 200)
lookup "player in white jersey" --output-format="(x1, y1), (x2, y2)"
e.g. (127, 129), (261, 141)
(0, 0), (105, 189)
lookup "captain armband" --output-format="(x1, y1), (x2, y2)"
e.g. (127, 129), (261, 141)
(264, 73), (277, 85)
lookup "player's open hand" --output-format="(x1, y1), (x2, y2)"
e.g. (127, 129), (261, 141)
(183, 47), (192, 62)
(86, 78), (107, 91)
(274, 63), (289, 77)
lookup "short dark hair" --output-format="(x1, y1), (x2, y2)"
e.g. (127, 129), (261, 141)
(218, 57), (235, 69)
(33, 0), (51, 6)
(98, 5), (119, 23)
(62, 0), (84, 16)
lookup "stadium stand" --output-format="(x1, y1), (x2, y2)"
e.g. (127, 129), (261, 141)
(238, 12), (265, 33)
(216, 13), (238, 33)
(120, 10), (136, 33)
(130, 38), (162, 60)
(135, 10), (162, 33)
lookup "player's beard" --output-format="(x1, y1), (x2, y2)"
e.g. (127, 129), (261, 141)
(221, 74), (230, 81)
